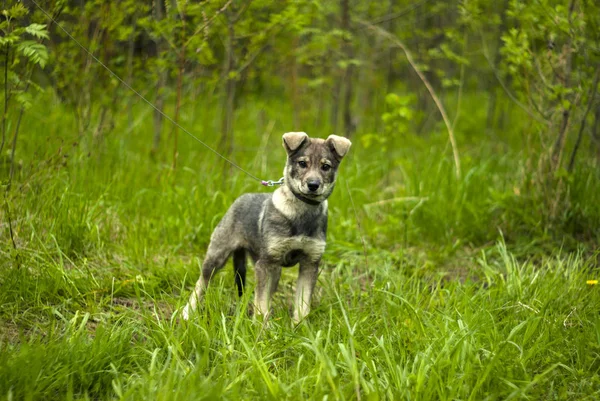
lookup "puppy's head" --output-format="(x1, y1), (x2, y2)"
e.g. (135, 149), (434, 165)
(282, 132), (351, 204)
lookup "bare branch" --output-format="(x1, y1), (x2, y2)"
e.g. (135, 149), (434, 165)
(568, 64), (600, 172)
(367, 0), (428, 27)
(9, 76), (31, 188)
(2, 191), (20, 269)
(0, 44), (9, 155)
(184, 0), (232, 48)
(232, 0), (254, 23)
(452, 30), (468, 131)
(479, 31), (550, 126)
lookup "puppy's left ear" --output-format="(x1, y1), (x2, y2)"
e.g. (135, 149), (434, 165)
(327, 135), (352, 159)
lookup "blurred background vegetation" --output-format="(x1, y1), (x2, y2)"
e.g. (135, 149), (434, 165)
(2, 0), (599, 254)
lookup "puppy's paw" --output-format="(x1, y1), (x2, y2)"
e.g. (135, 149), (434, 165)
(292, 310), (310, 326)
(181, 305), (190, 321)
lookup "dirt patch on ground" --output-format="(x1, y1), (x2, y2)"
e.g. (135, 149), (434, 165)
(0, 319), (22, 343)
(109, 296), (174, 317)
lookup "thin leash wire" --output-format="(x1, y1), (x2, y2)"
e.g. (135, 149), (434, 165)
(31, 0), (277, 185)
(32, 2), (371, 285)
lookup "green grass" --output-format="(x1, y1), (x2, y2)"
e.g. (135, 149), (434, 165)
(1, 91), (600, 400)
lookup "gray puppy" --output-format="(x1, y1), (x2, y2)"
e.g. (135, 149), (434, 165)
(182, 132), (351, 323)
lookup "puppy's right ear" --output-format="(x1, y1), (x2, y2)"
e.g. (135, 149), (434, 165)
(282, 132), (308, 155)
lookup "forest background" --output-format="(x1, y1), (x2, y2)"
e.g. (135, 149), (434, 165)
(1, 0), (600, 399)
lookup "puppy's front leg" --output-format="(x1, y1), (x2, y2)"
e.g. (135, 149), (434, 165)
(293, 260), (319, 324)
(254, 260), (282, 321)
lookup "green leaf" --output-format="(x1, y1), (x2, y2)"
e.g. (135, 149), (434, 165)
(25, 23), (49, 40)
(0, 33), (20, 46)
(6, 4), (28, 19)
(17, 41), (49, 68)
(15, 91), (33, 111)
(385, 93), (401, 107)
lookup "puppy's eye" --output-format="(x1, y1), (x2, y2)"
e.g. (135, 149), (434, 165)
(321, 164), (331, 172)
(298, 161), (308, 168)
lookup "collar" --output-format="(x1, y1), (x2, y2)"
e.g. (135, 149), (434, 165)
(290, 189), (322, 206)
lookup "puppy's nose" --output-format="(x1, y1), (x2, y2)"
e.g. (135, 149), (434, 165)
(307, 180), (321, 192)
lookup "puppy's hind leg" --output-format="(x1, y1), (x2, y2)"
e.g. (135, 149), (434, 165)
(233, 248), (247, 298)
(182, 242), (232, 320)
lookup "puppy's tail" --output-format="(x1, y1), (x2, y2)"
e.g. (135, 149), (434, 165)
(233, 248), (246, 298)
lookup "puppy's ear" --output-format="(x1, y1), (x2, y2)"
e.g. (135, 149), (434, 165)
(326, 135), (352, 159)
(282, 132), (309, 155)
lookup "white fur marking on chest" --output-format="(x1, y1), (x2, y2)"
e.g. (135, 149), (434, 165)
(266, 236), (326, 262)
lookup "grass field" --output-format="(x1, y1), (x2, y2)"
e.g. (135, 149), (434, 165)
(1, 92), (600, 400)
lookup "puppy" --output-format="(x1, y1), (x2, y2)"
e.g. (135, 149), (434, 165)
(182, 132), (351, 323)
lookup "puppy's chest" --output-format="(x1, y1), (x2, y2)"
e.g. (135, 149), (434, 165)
(266, 235), (326, 266)
(262, 214), (327, 265)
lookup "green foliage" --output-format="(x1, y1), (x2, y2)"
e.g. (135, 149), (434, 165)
(16, 41), (48, 68)
(0, 3), (49, 115)
(46, 0), (139, 134)
(381, 92), (416, 136)
(501, 28), (532, 74)
(499, 0), (599, 130)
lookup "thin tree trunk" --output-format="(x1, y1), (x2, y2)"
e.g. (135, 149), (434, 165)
(551, 0), (576, 169)
(3, 29), (19, 268)
(340, 0), (354, 136)
(568, 65), (600, 172)
(592, 107), (600, 160)
(224, 77), (236, 155)
(126, 25), (135, 130)
(171, 1), (192, 171)
(93, 15), (115, 144)
(2, 191), (19, 269)
(172, 52), (184, 170)
(153, 73), (166, 155)
(385, 0), (395, 93)
(315, 66), (325, 129)
(486, 89), (498, 135)
(1, 44), (10, 155)
(592, 107), (599, 144)
(152, 0), (166, 157)
(452, 31), (468, 132)
(485, 0), (507, 136)
(9, 80), (31, 188)
(356, 40), (371, 132)
(80, 15), (103, 136)
(330, 82), (339, 132)
(330, 10), (341, 132)
(220, 14), (236, 154)
(291, 37), (300, 129)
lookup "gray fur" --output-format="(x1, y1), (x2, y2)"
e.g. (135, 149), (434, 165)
(182, 132), (351, 324)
